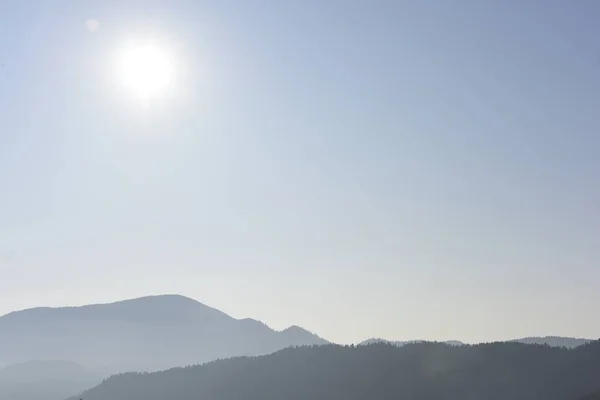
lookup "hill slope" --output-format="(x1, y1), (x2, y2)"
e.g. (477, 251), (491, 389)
(0, 295), (327, 372)
(74, 341), (600, 400)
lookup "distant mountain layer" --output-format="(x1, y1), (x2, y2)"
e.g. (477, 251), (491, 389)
(359, 336), (594, 348)
(0, 295), (327, 372)
(0, 360), (90, 381)
(0, 360), (100, 400)
(1, 294), (595, 400)
(359, 338), (465, 346)
(511, 336), (593, 348)
(73, 341), (600, 400)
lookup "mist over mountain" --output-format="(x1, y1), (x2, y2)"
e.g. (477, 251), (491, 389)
(0, 360), (100, 400)
(0, 295), (327, 373)
(72, 341), (600, 400)
(2, 295), (597, 400)
(0, 360), (90, 382)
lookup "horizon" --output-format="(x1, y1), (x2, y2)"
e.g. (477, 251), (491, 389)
(2, 1), (600, 345)
(0, 293), (596, 345)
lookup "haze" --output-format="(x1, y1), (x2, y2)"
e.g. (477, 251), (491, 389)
(1, 0), (599, 345)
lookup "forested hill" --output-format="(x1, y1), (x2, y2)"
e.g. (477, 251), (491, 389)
(74, 341), (600, 400)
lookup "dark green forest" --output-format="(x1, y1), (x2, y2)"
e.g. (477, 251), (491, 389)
(74, 340), (600, 400)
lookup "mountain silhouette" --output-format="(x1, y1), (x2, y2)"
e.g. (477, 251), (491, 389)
(71, 341), (600, 400)
(0, 294), (328, 372)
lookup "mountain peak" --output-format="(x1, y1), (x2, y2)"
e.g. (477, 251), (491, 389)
(279, 325), (328, 345)
(118, 293), (195, 301)
(105, 294), (207, 310)
(97, 294), (205, 308)
(0, 295), (329, 372)
(281, 325), (306, 333)
(0, 294), (231, 324)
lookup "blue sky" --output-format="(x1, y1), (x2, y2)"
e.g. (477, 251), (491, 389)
(1, 0), (599, 344)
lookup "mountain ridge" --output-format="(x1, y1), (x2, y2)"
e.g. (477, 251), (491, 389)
(0, 295), (316, 335)
(0, 294), (328, 373)
(510, 336), (593, 348)
(1, 295), (597, 400)
(70, 340), (600, 400)
(359, 338), (465, 347)
(0, 295), (230, 322)
(359, 336), (595, 348)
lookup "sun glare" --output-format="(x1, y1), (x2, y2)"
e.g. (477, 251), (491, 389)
(118, 44), (174, 100)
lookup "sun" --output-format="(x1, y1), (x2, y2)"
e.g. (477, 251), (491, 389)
(117, 44), (174, 100)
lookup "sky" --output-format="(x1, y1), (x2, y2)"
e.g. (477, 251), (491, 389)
(1, 0), (599, 345)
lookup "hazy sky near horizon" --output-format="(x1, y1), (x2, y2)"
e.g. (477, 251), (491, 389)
(1, 1), (599, 344)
